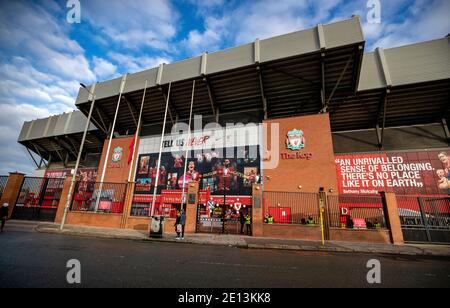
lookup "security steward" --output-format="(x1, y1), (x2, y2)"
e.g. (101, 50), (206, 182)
(245, 213), (252, 235)
(306, 216), (315, 225)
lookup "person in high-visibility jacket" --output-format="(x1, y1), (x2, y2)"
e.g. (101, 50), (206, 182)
(245, 214), (252, 235)
(267, 215), (274, 224)
(373, 219), (382, 229)
(306, 216), (315, 225)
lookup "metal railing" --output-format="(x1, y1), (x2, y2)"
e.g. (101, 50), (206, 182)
(396, 195), (450, 230)
(70, 181), (127, 214)
(263, 191), (320, 225)
(12, 177), (64, 221)
(0, 175), (8, 199)
(327, 194), (387, 229)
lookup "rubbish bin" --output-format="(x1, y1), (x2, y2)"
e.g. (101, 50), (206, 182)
(149, 215), (165, 238)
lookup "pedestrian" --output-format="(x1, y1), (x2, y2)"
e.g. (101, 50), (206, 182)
(245, 213), (252, 235)
(347, 216), (354, 229)
(179, 209), (186, 240)
(373, 219), (382, 229)
(174, 211), (182, 240)
(239, 209), (245, 234)
(1, 203), (9, 233)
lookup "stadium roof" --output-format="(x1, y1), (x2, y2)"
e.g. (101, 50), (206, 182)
(18, 111), (104, 166)
(331, 37), (450, 131)
(74, 16), (365, 135)
(17, 17), (450, 163)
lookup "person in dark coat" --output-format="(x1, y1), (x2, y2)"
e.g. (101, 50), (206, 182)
(1, 203), (9, 233)
(174, 211), (182, 239)
(239, 209), (245, 234)
(179, 210), (186, 240)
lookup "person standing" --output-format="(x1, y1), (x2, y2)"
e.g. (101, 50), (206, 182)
(239, 209), (245, 234)
(245, 213), (252, 235)
(1, 203), (9, 233)
(174, 211), (182, 240)
(179, 209), (186, 240)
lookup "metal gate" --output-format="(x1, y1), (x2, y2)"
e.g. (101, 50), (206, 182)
(12, 177), (65, 222)
(0, 175), (8, 200)
(397, 195), (450, 244)
(196, 204), (252, 235)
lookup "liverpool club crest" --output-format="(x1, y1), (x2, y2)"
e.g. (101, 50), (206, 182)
(112, 147), (123, 162)
(286, 129), (305, 151)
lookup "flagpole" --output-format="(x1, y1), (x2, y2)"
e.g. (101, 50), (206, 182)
(128, 80), (148, 183)
(60, 83), (96, 230)
(95, 74), (127, 211)
(150, 82), (172, 218)
(180, 80), (196, 212)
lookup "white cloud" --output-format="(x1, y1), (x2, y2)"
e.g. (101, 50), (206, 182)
(108, 52), (172, 74)
(82, 0), (178, 50)
(368, 0), (450, 50)
(0, 102), (56, 175)
(93, 56), (118, 79)
(181, 16), (229, 55)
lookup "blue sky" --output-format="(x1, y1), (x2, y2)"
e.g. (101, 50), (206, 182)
(0, 0), (449, 175)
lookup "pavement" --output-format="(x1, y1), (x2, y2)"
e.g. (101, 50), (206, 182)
(21, 220), (450, 257)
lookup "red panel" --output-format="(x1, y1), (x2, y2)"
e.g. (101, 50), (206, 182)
(268, 207), (291, 224)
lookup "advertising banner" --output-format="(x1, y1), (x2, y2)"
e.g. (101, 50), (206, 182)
(335, 150), (450, 195)
(134, 147), (260, 196)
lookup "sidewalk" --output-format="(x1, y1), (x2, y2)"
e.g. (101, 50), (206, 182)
(32, 221), (450, 257)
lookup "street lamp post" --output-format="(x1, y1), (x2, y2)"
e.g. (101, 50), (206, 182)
(60, 83), (96, 230)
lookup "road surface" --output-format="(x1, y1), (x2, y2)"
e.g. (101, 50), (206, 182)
(1, 221), (449, 288)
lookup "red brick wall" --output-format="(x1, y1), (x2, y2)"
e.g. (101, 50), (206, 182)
(263, 114), (337, 193)
(97, 136), (140, 184)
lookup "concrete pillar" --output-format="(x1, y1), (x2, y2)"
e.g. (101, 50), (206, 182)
(55, 175), (76, 224)
(185, 182), (199, 234)
(0, 173), (25, 218)
(380, 191), (404, 245)
(120, 182), (135, 229)
(252, 183), (264, 237)
(319, 191), (331, 241)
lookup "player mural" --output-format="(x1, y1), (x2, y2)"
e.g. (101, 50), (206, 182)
(134, 146), (261, 196)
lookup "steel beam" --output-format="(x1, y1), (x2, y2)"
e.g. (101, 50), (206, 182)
(268, 66), (319, 86)
(159, 86), (176, 125)
(54, 137), (77, 159)
(442, 118), (450, 144)
(26, 147), (40, 169)
(123, 95), (139, 128)
(324, 55), (353, 110)
(203, 76), (219, 121)
(320, 52), (326, 109)
(95, 107), (109, 133)
(256, 65), (268, 120)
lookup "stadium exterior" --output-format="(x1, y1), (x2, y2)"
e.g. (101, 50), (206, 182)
(3, 16), (449, 244)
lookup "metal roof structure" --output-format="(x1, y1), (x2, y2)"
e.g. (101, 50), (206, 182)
(74, 16), (365, 136)
(18, 111), (104, 167)
(331, 37), (450, 132)
(17, 16), (450, 163)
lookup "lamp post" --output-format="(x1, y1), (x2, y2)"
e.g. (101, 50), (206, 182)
(60, 83), (96, 230)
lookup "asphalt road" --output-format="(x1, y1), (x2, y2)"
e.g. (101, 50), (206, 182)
(1, 222), (449, 288)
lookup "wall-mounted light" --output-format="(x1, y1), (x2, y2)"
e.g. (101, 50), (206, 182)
(298, 185), (302, 190)
(328, 188), (334, 193)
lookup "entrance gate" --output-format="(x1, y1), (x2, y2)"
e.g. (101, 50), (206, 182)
(397, 195), (450, 244)
(196, 201), (252, 235)
(12, 177), (65, 222)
